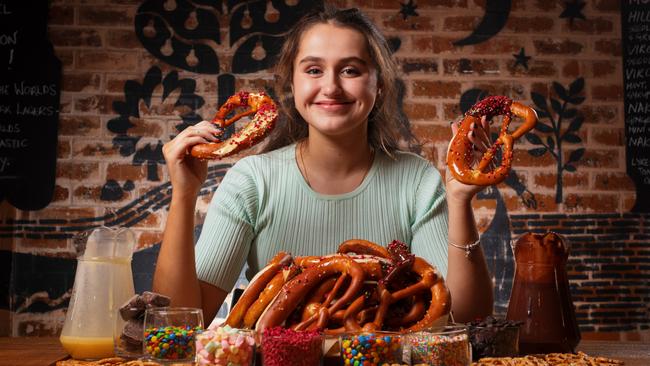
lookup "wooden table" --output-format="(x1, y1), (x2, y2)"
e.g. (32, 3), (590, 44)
(0, 337), (68, 366)
(576, 340), (649, 366)
(0, 337), (648, 365)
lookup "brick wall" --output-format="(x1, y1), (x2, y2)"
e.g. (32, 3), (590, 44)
(510, 213), (650, 336)
(2, 0), (647, 341)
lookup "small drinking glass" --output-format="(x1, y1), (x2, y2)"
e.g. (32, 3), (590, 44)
(143, 307), (203, 363)
(339, 331), (403, 365)
(403, 324), (471, 366)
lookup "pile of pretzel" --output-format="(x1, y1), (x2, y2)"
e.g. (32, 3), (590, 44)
(473, 352), (624, 366)
(224, 239), (451, 334)
(56, 358), (162, 366)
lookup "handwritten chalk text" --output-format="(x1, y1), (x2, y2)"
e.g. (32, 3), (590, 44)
(0, 30), (17, 45)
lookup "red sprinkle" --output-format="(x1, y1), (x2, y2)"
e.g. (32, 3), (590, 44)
(467, 95), (512, 120)
(261, 327), (322, 366)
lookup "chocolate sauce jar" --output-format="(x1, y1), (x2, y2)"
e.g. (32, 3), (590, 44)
(506, 232), (581, 355)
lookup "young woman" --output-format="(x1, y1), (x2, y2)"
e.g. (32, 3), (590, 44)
(154, 6), (494, 324)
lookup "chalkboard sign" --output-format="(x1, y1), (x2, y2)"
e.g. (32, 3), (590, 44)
(622, 1), (650, 213)
(0, 2), (60, 210)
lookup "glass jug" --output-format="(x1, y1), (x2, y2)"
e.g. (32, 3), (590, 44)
(506, 232), (580, 355)
(59, 226), (136, 360)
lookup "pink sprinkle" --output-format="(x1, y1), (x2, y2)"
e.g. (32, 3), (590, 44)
(261, 327), (323, 366)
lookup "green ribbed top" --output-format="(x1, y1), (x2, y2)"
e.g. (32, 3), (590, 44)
(195, 143), (449, 291)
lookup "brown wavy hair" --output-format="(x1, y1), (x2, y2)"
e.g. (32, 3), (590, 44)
(261, 5), (409, 156)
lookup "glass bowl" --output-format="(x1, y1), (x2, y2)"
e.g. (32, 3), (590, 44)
(195, 326), (256, 366)
(339, 331), (404, 365)
(261, 327), (323, 366)
(403, 324), (471, 366)
(143, 307), (204, 362)
(467, 321), (520, 361)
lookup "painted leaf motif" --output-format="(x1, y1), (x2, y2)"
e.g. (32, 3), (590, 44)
(553, 81), (569, 101)
(547, 136), (555, 151)
(562, 108), (578, 119)
(162, 71), (179, 100)
(563, 133), (582, 143)
(564, 164), (577, 172)
(567, 115), (584, 132)
(528, 147), (547, 157)
(531, 92), (548, 111)
(535, 122), (554, 133)
(569, 77), (585, 95)
(568, 148), (585, 163)
(113, 135), (141, 156)
(142, 67), (162, 108)
(108, 66), (204, 181)
(526, 133), (543, 145)
(551, 99), (563, 116)
(460, 88), (489, 114)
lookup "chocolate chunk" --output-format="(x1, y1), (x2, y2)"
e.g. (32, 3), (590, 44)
(467, 316), (522, 361)
(119, 294), (145, 320)
(141, 291), (171, 308)
(122, 318), (144, 344)
(119, 333), (142, 352)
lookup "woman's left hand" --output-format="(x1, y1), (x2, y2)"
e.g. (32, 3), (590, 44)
(445, 115), (493, 202)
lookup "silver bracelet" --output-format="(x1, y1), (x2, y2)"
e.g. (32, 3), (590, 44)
(449, 238), (481, 258)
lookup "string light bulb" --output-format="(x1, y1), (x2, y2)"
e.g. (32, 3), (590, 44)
(185, 10), (198, 30)
(186, 48), (199, 67)
(161, 38), (174, 56)
(144, 19), (156, 38)
(241, 7), (253, 29)
(252, 40), (266, 61)
(265, 1), (279, 23)
(164, 0), (177, 11)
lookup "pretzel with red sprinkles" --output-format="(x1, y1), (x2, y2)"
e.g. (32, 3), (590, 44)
(447, 95), (537, 186)
(337, 240), (451, 333)
(190, 91), (278, 159)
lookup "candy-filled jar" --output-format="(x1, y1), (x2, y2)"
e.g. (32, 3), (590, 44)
(195, 326), (255, 366)
(261, 327), (323, 366)
(506, 232), (580, 354)
(143, 307), (204, 362)
(339, 331), (403, 365)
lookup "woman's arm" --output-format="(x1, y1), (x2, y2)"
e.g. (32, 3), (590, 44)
(153, 121), (227, 321)
(444, 116), (495, 322)
(444, 189), (494, 322)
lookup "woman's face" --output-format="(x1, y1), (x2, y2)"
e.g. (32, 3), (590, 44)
(292, 23), (379, 139)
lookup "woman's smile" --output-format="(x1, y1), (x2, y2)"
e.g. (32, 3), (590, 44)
(314, 99), (354, 112)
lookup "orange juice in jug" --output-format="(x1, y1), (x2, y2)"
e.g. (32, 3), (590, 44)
(59, 335), (115, 359)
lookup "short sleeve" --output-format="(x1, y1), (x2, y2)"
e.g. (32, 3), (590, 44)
(194, 159), (259, 291)
(409, 165), (449, 277)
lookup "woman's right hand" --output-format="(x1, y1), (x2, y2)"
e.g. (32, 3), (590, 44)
(162, 121), (222, 196)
